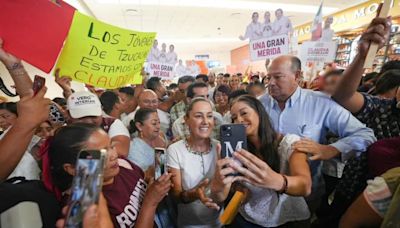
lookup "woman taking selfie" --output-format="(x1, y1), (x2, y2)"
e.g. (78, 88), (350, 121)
(211, 95), (312, 227)
(42, 123), (172, 227)
(167, 98), (221, 227)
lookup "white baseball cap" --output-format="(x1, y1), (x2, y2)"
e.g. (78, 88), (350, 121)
(67, 91), (102, 119)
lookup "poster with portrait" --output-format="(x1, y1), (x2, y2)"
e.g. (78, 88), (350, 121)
(146, 41), (179, 79)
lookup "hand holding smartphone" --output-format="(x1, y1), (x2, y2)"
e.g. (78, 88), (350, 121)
(220, 124), (247, 175)
(64, 149), (107, 228)
(154, 147), (166, 179)
(32, 75), (45, 95)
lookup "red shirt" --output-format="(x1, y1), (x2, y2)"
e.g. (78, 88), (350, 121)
(103, 159), (147, 228)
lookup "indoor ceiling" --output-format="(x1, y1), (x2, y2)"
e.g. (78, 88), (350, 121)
(82, 0), (367, 58)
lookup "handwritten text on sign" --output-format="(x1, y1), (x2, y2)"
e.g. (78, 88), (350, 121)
(299, 41), (338, 64)
(249, 34), (289, 61)
(149, 62), (175, 79)
(55, 11), (156, 88)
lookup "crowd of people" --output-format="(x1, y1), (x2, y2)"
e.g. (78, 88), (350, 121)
(0, 17), (399, 228)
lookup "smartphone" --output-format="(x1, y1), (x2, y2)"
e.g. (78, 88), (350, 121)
(154, 147), (166, 179)
(64, 149), (107, 228)
(32, 75), (45, 95)
(220, 124), (247, 173)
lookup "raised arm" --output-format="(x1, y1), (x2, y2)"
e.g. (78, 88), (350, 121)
(0, 87), (51, 180)
(333, 17), (391, 113)
(0, 38), (33, 98)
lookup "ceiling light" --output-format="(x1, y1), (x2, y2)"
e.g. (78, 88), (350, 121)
(96, 0), (338, 14)
(125, 9), (140, 16)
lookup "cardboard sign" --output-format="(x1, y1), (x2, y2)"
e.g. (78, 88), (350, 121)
(0, 0), (75, 73)
(299, 41), (337, 66)
(55, 11), (156, 88)
(148, 62), (175, 79)
(249, 34), (289, 61)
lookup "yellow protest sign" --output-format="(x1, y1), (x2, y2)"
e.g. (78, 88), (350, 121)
(55, 11), (156, 88)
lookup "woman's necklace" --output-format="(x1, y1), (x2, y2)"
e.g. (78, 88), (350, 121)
(184, 138), (212, 177)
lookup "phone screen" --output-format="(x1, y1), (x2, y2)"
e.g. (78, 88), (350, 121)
(65, 150), (106, 228)
(32, 75), (45, 95)
(154, 148), (166, 179)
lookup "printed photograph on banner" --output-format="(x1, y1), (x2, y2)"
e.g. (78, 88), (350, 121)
(146, 40), (178, 79)
(55, 11), (156, 89)
(239, 9), (293, 41)
(300, 41), (338, 81)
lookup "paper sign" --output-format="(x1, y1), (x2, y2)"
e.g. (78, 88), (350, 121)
(148, 62), (175, 79)
(299, 41), (337, 66)
(249, 34), (289, 61)
(55, 11), (156, 88)
(0, 0), (75, 73)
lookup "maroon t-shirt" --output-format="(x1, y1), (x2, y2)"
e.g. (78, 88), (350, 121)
(368, 136), (400, 177)
(103, 159), (147, 228)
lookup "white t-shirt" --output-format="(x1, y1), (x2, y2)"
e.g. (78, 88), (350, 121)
(262, 22), (273, 38)
(0, 128), (40, 180)
(321, 28), (334, 42)
(167, 139), (221, 227)
(159, 50), (167, 63)
(148, 47), (160, 62)
(108, 118), (130, 138)
(166, 52), (178, 65)
(175, 64), (188, 77)
(243, 22), (263, 41)
(272, 16), (293, 36)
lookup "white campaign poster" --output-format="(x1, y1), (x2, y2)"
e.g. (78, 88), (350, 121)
(148, 62), (175, 79)
(249, 34), (289, 61)
(299, 41), (337, 66)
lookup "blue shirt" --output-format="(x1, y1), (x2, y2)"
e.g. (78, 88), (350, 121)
(260, 87), (376, 202)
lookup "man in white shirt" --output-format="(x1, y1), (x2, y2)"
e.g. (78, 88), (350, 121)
(175, 59), (188, 77)
(68, 91), (130, 157)
(147, 39), (160, 62)
(123, 89), (170, 135)
(189, 60), (201, 76)
(239, 12), (262, 41)
(166, 44), (178, 65)
(272, 9), (293, 36)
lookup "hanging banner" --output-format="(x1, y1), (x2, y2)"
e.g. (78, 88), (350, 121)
(299, 41), (337, 66)
(55, 11), (156, 88)
(0, 0), (75, 73)
(249, 34), (289, 61)
(148, 62), (175, 79)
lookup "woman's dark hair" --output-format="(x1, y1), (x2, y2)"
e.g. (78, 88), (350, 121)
(48, 123), (101, 192)
(231, 95), (280, 172)
(0, 102), (18, 116)
(185, 97), (213, 117)
(100, 91), (120, 115)
(228, 89), (248, 103)
(375, 69), (400, 95)
(129, 108), (157, 134)
(213, 85), (231, 101)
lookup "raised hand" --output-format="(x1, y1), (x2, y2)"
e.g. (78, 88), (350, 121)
(358, 17), (391, 57)
(144, 173), (173, 207)
(229, 149), (283, 191)
(293, 138), (340, 161)
(196, 178), (220, 210)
